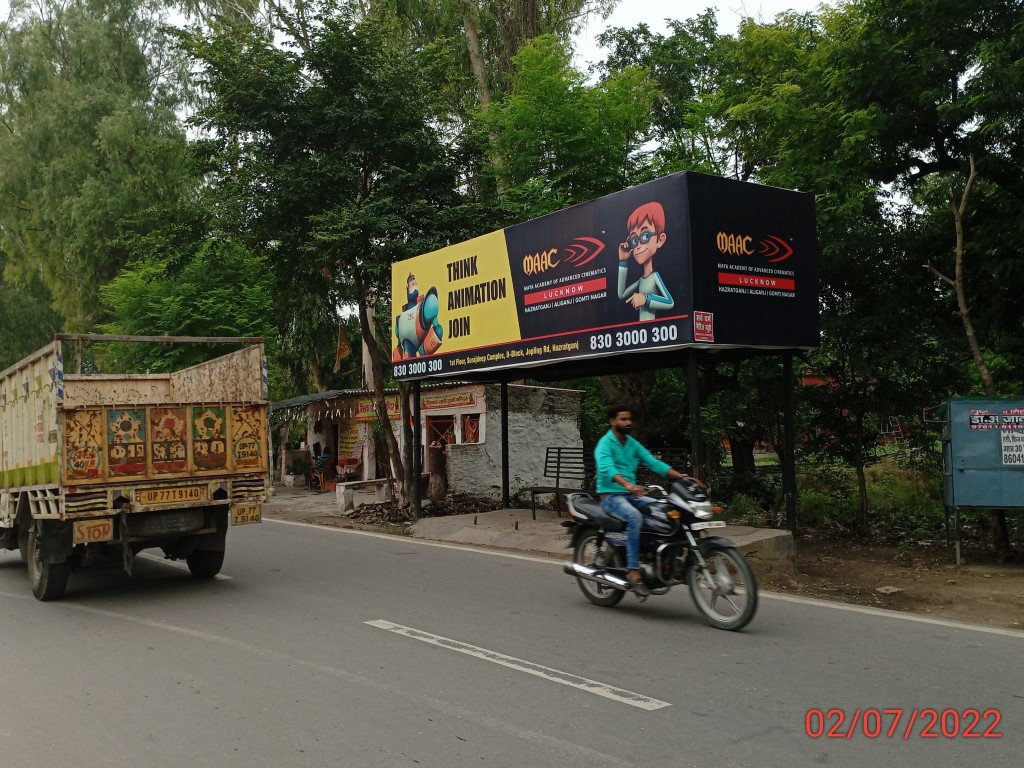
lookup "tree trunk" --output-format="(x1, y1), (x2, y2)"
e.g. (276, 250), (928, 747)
(729, 435), (756, 476)
(930, 156), (1011, 554)
(600, 371), (658, 443)
(461, 1), (491, 107)
(275, 421), (290, 483)
(310, 357), (327, 392)
(355, 272), (407, 506)
(727, 433), (757, 500)
(396, 379), (417, 511)
(855, 460), (869, 532)
(946, 160), (996, 396)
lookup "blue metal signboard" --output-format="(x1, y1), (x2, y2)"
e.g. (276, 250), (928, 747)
(943, 398), (1024, 509)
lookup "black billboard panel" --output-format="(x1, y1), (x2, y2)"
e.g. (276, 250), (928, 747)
(391, 172), (818, 380)
(687, 173), (819, 348)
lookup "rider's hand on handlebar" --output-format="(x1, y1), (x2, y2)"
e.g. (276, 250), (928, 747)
(629, 484), (646, 497)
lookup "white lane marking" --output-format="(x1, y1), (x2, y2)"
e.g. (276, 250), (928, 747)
(266, 518), (1024, 639)
(137, 552), (232, 580)
(366, 619), (671, 711)
(0, 590), (639, 767)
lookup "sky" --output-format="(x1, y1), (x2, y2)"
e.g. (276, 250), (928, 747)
(0, 0), (827, 30)
(573, 1), (827, 68)
(0, 1), (827, 68)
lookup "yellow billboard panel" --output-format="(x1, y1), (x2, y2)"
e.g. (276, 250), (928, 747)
(392, 230), (520, 371)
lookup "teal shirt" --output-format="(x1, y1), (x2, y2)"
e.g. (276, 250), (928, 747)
(594, 429), (672, 494)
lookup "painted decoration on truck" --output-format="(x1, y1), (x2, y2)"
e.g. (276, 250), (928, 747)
(64, 409), (104, 480)
(230, 405), (265, 470)
(193, 407), (227, 471)
(107, 409), (147, 476)
(150, 407), (188, 474)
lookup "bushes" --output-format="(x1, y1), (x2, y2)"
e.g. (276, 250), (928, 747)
(708, 457), (956, 545)
(864, 464), (946, 542)
(716, 459), (948, 543)
(796, 460), (946, 542)
(710, 468), (783, 515)
(723, 492), (772, 526)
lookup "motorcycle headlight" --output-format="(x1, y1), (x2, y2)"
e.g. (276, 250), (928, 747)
(690, 500), (714, 519)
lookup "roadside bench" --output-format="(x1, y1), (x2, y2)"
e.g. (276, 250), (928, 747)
(527, 447), (589, 520)
(337, 479), (393, 514)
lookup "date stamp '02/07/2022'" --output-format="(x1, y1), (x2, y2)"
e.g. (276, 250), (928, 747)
(805, 708), (1002, 740)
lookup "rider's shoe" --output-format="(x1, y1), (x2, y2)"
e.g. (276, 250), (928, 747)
(629, 573), (651, 599)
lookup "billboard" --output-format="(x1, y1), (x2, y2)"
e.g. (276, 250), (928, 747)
(391, 172), (818, 380)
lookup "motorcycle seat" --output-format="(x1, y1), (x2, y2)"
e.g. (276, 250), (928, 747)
(568, 494), (627, 533)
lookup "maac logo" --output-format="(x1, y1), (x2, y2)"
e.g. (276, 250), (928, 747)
(716, 232), (794, 262)
(522, 237), (605, 276)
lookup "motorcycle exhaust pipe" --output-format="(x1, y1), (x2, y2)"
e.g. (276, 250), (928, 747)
(563, 562), (630, 589)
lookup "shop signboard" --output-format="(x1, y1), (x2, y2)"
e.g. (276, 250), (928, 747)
(943, 399), (1024, 508)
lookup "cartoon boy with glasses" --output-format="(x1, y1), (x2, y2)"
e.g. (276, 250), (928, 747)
(617, 202), (674, 321)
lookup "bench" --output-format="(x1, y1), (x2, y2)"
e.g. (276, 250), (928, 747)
(528, 447), (589, 520)
(336, 479), (393, 513)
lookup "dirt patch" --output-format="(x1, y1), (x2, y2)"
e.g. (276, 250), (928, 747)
(754, 536), (1024, 630)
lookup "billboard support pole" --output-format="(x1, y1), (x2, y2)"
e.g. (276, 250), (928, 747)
(783, 353), (797, 535)
(413, 380), (422, 519)
(687, 351), (702, 480)
(501, 382), (510, 508)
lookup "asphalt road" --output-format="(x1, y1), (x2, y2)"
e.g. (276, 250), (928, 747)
(1, 519), (1021, 768)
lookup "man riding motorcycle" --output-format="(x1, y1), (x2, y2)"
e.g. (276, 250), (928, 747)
(594, 404), (685, 597)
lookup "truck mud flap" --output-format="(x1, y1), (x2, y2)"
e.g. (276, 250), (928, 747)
(35, 520), (72, 565)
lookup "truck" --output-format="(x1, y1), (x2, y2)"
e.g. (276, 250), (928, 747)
(0, 334), (269, 600)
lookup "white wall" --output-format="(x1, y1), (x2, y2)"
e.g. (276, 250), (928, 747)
(446, 384), (582, 500)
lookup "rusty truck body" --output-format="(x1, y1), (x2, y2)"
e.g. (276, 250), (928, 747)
(0, 335), (269, 600)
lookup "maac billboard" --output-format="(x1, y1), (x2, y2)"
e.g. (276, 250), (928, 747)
(391, 172), (818, 381)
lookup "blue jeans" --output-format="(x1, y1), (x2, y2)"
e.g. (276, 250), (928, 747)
(600, 494), (658, 570)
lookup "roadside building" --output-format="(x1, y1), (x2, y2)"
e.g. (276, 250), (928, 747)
(270, 383), (582, 499)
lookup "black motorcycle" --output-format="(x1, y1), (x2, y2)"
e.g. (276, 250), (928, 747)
(562, 478), (758, 631)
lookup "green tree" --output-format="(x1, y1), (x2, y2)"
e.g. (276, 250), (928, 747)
(808, 0), (1023, 548)
(597, 10), (730, 176)
(96, 200), (275, 372)
(482, 33), (659, 215)
(185, 7), (478, 504)
(704, 7), (972, 530)
(819, 0), (1024, 200)
(0, 248), (59, 370)
(0, 0), (196, 330)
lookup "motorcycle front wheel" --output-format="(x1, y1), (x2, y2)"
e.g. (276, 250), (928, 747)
(687, 546), (758, 630)
(573, 531), (626, 607)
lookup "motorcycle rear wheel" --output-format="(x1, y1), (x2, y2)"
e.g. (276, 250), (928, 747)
(574, 531), (626, 607)
(687, 546), (758, 631)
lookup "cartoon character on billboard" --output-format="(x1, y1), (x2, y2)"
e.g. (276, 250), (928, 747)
(393, 273), (444, 360)
(617, 202), (674, 321)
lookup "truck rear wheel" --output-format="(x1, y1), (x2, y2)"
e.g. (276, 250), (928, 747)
(186, 548), (224, 579)
(27, 529), (70, 601)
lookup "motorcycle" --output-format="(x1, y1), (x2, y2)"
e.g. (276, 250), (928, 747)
(561, 478), (758, 631)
